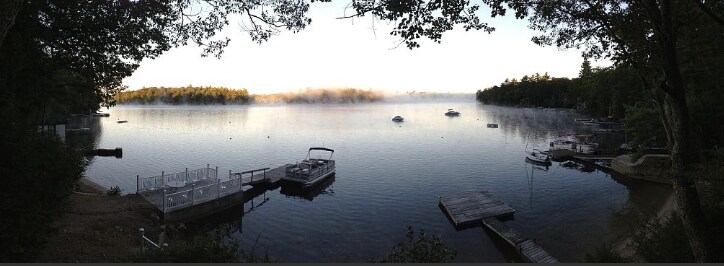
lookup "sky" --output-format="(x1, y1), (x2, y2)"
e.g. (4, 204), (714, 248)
(121, 2), (608, 94)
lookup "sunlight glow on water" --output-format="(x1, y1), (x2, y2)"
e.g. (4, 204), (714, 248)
(81, 101), (671, 262)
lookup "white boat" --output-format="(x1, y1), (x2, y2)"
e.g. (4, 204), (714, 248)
(526, 149), (551, 165)
(91, 112), (110, 117)
(392, 116), (404, 122)
(549, 133), (599, 154)
(444, 109), (461, 116)
(580, 119), (599, 126)
(550, 137), (577, 151)
(576, 143), (599, 155)
(283, 147), (336, 189)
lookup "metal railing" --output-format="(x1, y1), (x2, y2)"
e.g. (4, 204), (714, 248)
(159, 171), (246, 212)
(287, 160), (335, 180)
(137, 165), (218, 193)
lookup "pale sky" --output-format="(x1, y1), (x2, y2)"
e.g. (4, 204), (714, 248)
(121, 2), (607, 94)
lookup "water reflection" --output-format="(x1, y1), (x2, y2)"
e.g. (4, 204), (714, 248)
(280, 175), (336, 201)
(84, 102), (670, 262)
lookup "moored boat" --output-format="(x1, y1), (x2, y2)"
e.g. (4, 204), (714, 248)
(282, 147), (336, 189)
(444, 109), (461, 116)
(526, 149), (551, 165)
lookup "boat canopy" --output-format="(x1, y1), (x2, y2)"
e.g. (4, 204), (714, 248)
(308, 147), (334, 153)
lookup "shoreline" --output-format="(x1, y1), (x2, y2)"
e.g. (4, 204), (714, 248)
(37, 177), (159, 262)
(613, 189), (677, 261)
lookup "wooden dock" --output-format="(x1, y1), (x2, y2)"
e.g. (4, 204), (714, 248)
(483, 218), (559, 263)
(235, 165), (288, 186)
(439, 191), (515, 227)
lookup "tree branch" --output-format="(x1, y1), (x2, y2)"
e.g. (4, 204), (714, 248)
(691, 0), (724, 28)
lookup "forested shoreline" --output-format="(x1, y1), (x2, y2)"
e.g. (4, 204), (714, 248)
(475, 59), (724, 149)
(115, 87), (384, 104)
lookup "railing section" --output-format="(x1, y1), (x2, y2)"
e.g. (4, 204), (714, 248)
(161, 177), (243, 212)
(137, 165), (218, 193)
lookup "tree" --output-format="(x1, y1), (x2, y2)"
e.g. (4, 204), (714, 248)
(580, 58), (593, 78)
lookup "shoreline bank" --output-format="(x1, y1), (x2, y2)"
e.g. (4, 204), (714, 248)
(37, 177), (159, 262)
(613, 189), (677, 262)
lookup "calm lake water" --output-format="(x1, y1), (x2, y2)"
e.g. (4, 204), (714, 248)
(76, 98), (671, 262)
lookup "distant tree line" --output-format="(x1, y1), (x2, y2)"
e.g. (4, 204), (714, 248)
(475, 72), (578, 110)
(475, 61), (647, 120)
(115, 86), (251, 105)
(476, 58), (724, 150)
(115, 87), (383, 105)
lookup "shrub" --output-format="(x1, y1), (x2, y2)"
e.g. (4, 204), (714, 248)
(631, 212), (694, 262)
(376, 226), (456, 263)
(0, 132), (84, 262)
(106, 186), (122, 196)
(584, 242), (626, 262)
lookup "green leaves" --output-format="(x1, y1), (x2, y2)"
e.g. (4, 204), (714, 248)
(377, 226), (457, 263)
(350, 0), (492, 49)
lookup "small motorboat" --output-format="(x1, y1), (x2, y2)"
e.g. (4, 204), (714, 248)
(525, 149), (551, 165)
(117, 120), (128, 124)
(444, 109), (461, 116)
(487, 123), (498, 128)
(392, 116), (404, 122)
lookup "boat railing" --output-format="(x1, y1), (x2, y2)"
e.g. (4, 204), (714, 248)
(137, 165), (218, 193)
(285, 160), (335, 179)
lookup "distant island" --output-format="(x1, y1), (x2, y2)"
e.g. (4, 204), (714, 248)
(114, 86), (475, 105)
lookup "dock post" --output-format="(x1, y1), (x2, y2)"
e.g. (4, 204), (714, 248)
(263, 169), (267, 181)
(136, 175), (140, 194)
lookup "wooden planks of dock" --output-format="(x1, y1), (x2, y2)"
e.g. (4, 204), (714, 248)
(482, 218), (558, 263)
(438, 191), (558, 263)
(439, 191), (515, 227)
(239, 165), (288, 186)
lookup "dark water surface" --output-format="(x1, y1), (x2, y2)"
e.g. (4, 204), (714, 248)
(81, 100), (671, 262)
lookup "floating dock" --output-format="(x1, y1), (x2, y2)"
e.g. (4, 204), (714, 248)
(482, 218), (558, 263)
(136, 164), (289, 222)
(439, 191), (557, 263)
(439, 191), (515, 227)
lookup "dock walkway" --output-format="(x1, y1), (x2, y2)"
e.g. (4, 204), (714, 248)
(482, 218), (559, 263)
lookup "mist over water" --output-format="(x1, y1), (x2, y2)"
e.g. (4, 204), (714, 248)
(81, 101), (670, 262)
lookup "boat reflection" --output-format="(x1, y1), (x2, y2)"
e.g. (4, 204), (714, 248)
(559, 160), (596, 173)
(280, 175), (336, 201)
(525, 157), (550, 170)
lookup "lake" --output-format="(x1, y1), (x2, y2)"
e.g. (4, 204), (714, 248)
(75, 98), (671, 262)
